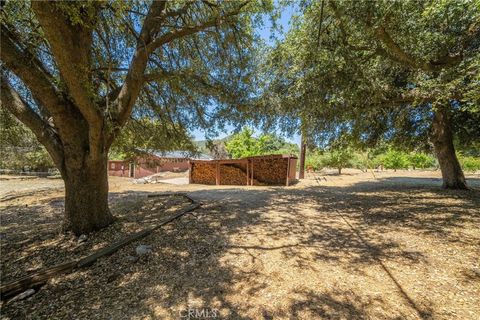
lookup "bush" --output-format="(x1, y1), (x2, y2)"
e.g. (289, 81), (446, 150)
(375, 149), (409, 170)
(0, 147), (54, 172)
(408, 153), (436, 169)
(305, 150), (324, 171)
(322, 148), (355, 174)
(458, 155), (480, 172)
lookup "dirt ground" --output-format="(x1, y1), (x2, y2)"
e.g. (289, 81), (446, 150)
(1, 170), (479, 319)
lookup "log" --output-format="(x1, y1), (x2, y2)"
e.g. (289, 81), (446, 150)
(77, 202), (199, 268)
(146, 192), (196, 203)
(1, 261), (77, 300)
(1, 196), (200, 300)
(190, 156), (294, 186)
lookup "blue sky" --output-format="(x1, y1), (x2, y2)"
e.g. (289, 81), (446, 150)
(190, 5), (300, 144)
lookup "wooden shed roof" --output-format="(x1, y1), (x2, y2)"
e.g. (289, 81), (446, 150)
(190, 154), (297, 163)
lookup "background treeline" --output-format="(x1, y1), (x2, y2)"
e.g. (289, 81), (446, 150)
(2, 117), (479, 174)
(304, 148), (480, 174)
(205, 127), (480, 174)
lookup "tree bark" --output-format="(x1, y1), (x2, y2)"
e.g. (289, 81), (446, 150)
(299, 136), (307, 179)
(63, 151), (113, 235)
(431, 107), (468, 189)
(338, 167), (342, 175)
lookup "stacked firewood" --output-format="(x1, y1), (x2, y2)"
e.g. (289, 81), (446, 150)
(251, 158), (288, 185)
(191, 162), (216, 184)
(220, 164), (248, 185)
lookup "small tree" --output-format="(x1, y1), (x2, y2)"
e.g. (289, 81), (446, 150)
(225, 127), (297, 158)
(408, 153), (436, 170)
(322, 148), (355, 175)
(458, 154), (480, 172)
(225, 128), (258, 158)
(378, 149), (410, 171)
(305, 150), (323, 172)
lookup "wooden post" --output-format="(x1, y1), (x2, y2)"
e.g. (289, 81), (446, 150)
(299, 135), (307, 179)
(246, 159), (249, 186)
(251, 160), (254, 186)
(286, 157), (291, 186)
(188, 161), (192, 184)
(215, 161), (220, 185)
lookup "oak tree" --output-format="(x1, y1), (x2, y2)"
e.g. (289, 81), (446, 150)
(0, 0), (265, 234)
(265, 0), (479, 189)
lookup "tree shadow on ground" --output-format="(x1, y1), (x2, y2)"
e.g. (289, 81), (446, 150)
(2, 177), (479, 319)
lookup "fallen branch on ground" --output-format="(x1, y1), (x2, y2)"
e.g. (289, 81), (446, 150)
(1, 194), (200, 300)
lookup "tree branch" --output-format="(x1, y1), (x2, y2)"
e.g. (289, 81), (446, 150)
(108, 1), (168, 140)
(373, 26), (462, 72)
(147, 1), (248, 52)
(111, 1), (248, 138)
(328, 0), (463, 72)
(1, 76), (64, 170)
(31, 2), (103, 127)
(0, 24), (69, 125)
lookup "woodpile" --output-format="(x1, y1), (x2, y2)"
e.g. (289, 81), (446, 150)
(190, 162), (216, 185)
(251, 158), (288, 185)
(190, 154), (297, 186)
(220, 164), (253, 185)
(220, 164), (263, 185)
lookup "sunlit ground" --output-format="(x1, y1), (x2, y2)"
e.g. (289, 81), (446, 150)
(1, 170), (479, 319)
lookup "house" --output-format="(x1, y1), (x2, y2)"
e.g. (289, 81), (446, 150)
(108, 151), (211, 179)
(189, 154), (298, 186)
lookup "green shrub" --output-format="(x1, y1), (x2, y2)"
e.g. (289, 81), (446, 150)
(375, 149), (410, 170)
(322, 148), (355, 174)
(305, 150), (324, 171)
(458, 155), (480, 172)
(408, 153), (436, 169)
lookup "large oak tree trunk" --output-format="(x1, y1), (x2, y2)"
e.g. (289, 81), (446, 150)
(431, 107), (468, 189)
(63, 151), (114, 235)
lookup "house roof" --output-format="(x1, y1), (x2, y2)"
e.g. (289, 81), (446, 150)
(149, 150), (212, 160)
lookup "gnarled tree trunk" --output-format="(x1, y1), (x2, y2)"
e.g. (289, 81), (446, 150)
(63, 150), (113, 235)
(431, 107), (467, 189)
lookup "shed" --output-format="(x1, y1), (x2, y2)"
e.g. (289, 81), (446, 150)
(189, 154), (297, 186)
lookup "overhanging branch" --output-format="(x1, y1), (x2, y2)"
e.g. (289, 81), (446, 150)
(1, 76), (64, 169)
(0, 24), (69, 124)
(111, 1), (248, 133)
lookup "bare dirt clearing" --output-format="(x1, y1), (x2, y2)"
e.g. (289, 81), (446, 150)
(1, 170), (479, 319)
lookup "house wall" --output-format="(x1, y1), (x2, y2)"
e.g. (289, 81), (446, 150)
(108, 161), (129, 177)
(108, 157), (189, 178)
